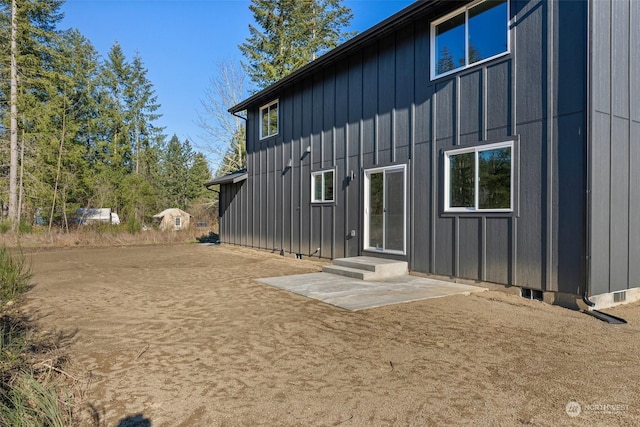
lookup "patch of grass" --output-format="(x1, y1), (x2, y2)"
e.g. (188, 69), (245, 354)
(17, 222), (32, 234)
(126, 218), (142, 234)
(0, 222), (10, 234)
(0, 246), (32, 305)
(0, 371), (73, 427)
(0, 249), (82, 426)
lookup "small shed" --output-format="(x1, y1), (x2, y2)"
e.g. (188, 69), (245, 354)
(153, 208), (192, 231)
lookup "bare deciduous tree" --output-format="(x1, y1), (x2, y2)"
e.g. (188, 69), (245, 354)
(196, 60), (247, 176)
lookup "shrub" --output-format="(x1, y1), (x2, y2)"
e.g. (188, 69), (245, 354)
(0, 247), (32, 305)
(126, 218), (142, 234)
(18, 222), (32, 234)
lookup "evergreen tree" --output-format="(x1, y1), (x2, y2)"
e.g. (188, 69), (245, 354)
(239, 0), (354, 88)
(0, 0), (65, 224)
(126, 53), (163, 175)
(188, 152), (212, 201)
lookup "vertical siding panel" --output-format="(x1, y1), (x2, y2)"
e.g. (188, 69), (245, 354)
(413, 141), (431, 272)
(435, 80), (455, 143)
(515, 122), (544, 289)
(459, 70), (482, 145)
(591, 0), (611, 114)
(335, 62), (349, 259)
(301, 81), (313, 254)
(515, 2), (544, 124)
(292, 85), (303, 255)
(362, 44), (377, 167)
(556, 113), (586, 293)
(611, 0), (629, 119)
(633, 0), (640, 123)
(347, 54), (363, 257)
(486, 218), (511, 284)
(275, 141), (283, 252)
(629, 121), (640, 287)
(486, 61), (511, 138)
(323, 69), (335, 167)
(378, 36), (394, 163)
(459, 217), (481, 280)
(414, 21), (431, 272)
(609, 117), (630, 291)
(434, 79), (455, 276)
(434, 216), (454, 276)
(395, 25), (414, 163)
(590, 112), (611, 294)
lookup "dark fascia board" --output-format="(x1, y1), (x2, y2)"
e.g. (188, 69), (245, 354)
(229, 0), (458, 114)
(204, 169), (248, 187)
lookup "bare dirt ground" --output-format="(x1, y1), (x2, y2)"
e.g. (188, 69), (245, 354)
(24, 243), (640, 426)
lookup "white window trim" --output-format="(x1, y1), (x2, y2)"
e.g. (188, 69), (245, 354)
(363, 164), (407, 255)
(443, 140), (514, 213)
(175, 216), (182, 230)
(259, 99), (279, 140)
(311, 169), (335, 203)
(430, 0), (510, 80)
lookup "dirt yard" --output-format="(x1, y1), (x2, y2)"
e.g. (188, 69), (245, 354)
(24, 243), (640, 426)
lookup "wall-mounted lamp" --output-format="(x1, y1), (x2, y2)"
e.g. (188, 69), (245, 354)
(282, 158), (292, 174)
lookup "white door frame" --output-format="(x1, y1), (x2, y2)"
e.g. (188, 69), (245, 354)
(363, 164), (407, 255)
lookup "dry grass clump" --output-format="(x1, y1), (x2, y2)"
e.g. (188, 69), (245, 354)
(0, 247), (88, 426)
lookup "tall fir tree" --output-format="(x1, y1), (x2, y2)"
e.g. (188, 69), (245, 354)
(126, 53), (163, 175)
(239, 0), (353, 88)
(0, 0), (65, 223)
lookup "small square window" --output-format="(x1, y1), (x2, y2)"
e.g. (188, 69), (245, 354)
(311, 169), (335, 203)
(432, 0), (509, 79)
(259, 100), (279, 139)
(444, 141), (513, 212)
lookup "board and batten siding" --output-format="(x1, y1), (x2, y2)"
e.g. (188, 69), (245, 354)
(589, 0), (640, 296)
(221, 0), (597, 295)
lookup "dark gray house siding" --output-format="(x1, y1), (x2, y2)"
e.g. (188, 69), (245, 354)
(589, 0), (640, 297)
(216, 0), (638, 303)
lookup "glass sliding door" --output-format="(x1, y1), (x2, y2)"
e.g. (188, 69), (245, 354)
(364, 165), (406, 254)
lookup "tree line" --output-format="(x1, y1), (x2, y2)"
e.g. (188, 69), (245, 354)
(0, 0), (212, 230)
(0, 0), (355, 230)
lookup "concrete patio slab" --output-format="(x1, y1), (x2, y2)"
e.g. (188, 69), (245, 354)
(256, 272), (487, 311)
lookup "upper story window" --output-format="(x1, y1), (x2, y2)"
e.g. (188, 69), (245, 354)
(444, 140), (513, 212)
(259, 100), (279, 139)
(311, 169), (334, 203)
(431, 0), (509, 80)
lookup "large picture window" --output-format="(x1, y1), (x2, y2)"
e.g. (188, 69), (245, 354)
(444, 141), (513, 212)
(431, 0), (509, 79)
(311, 169), (334, 203)
(259, 100), (279, 139)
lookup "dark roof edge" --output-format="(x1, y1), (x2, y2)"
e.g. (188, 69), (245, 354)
(229, 0), (446, 114)
(205, 169), (248, 186)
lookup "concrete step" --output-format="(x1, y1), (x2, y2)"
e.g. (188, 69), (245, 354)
(321, 264), (379, 280)
(332, 256), (408, 276)
(323, 256), (408, 280)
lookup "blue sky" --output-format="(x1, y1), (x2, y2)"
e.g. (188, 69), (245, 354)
(60, 0), (414, 160)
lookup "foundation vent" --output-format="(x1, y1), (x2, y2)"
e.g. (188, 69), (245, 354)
(521, 288), (543, 301)
(613, 291), (627, 303)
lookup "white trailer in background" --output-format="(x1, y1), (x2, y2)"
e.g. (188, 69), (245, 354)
(76, 208), (120, 225)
